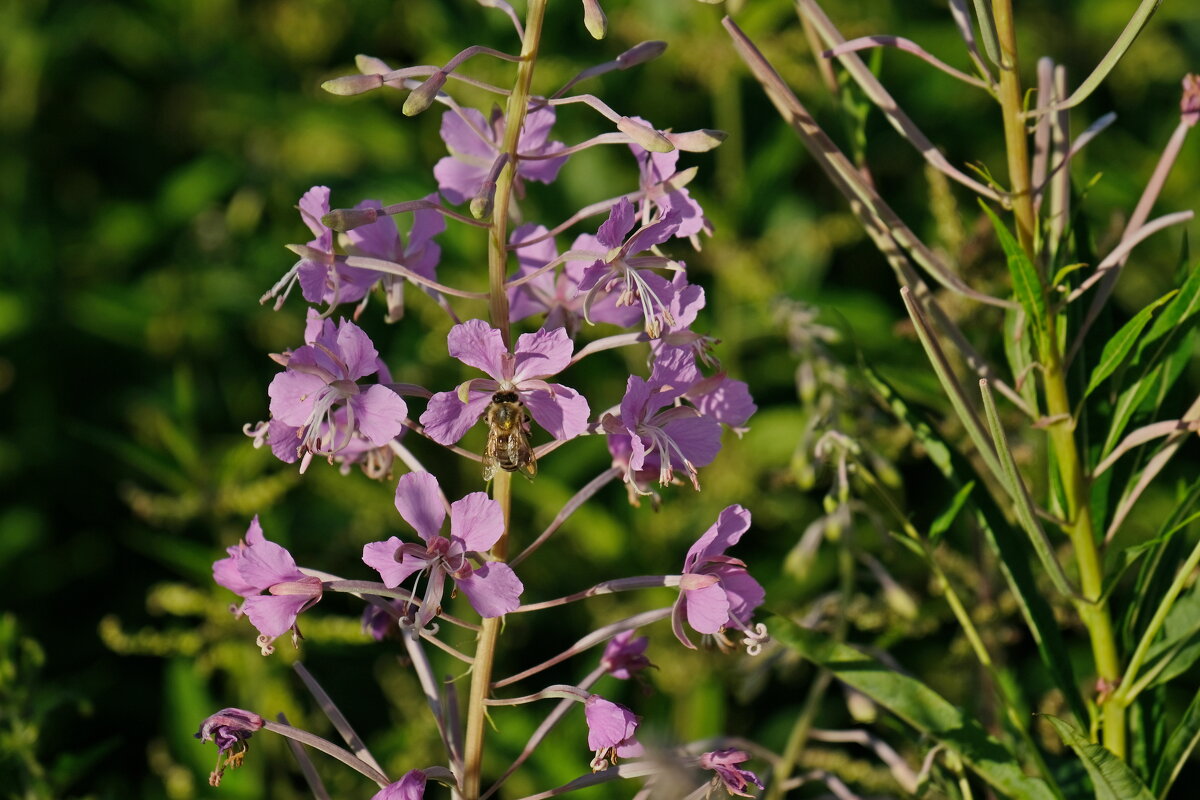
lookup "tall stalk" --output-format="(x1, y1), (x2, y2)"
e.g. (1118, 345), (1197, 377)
(991, 0), (1125, 758)
(463, 2), (548, 795)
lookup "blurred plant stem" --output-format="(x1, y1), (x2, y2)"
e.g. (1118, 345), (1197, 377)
(465, 1), (547, 795)
(992, 0), (1124, 759)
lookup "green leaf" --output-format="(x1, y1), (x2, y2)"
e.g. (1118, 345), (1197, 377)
(1141, 578), (1200, 690)
(1152, 685), (1200, 798)
(864, 366), (1087, 724)
(981, 202), (1046, 339)
(1136, 263), (1200, 360)
(1042, 715), (1155, 800)
(1085, 290), (1177, 398)
(928, 480), (975, 545)
(772, 617), (1058, 800)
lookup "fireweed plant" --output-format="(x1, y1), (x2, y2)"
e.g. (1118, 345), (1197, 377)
(727, 1), (1200, 799)
(199, 2), (766, 799)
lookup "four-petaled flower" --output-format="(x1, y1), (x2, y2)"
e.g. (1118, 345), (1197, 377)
(435, 106), (567, 204)
(698, 749), (764, 798)
(673, 505), (765, 650)
(603, 349), (722, 491)
(212, 517), (323, 652)
(268, 316), (407, 470)
(371, 769), (427, 800)
(420, 319), (590, 447)
(584, 694), (644, 771)
(194, 707), (265, 787)
(362, 472), (524, 629)
(578, 197), (681, 338)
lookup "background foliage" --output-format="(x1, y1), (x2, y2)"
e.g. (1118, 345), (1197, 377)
(2, 0), (1199, 797)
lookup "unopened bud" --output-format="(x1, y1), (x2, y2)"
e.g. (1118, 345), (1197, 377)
(355, 54), (392, 75)
(471, 154), (508, 220)
(617, 41), (667, 69)
(618, 117), (674, 153)
(582, 0), (607, 40)
(322, 207), (379, 232)
(404, 72), (446, 116)
(666, 128), (727, 152)
(322, 73), (384, 96)
(1182, 73), (1200, 128)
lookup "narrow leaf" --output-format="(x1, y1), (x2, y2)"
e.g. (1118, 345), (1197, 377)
(1137, 263), (1200, 360)
(1042, 715), (1155, 800)
(1085, 290), (1177, 398)
(1152, 685), (1200, 798)
(929, 481), (975, 545)
(981, 202), (1047, 338)
(772, 617), (1058, 800)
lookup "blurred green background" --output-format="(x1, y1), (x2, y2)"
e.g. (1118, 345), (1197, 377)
(2, 0), (1198, 797)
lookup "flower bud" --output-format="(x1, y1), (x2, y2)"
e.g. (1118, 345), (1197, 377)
(617, 117), (674, 153)
(1182, 73), (1200, 128)
(356, 54), (391, 75)
(322, 206), (379, 232)
(666, 128), (727, 152)
(617, 41), (667, 69)
(322, 73), (384, 96)
(404, 72), (447, 116)
(582, 0), (607, 40)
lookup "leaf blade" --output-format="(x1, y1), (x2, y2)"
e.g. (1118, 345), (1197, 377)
(1042, 715), (1155, 800)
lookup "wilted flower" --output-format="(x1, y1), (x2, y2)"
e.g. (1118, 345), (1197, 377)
(435, 106), (567, 204)
(600, 630), (653, 679)
(672, 505), (765, 651)
(371, 769), (427, 800)
(362, 472), (523, 629)
(698, 749), (764, 798)
(194, 707), (264, 787)
(419, 319), (590, 446)
(584, 694), (643, 770)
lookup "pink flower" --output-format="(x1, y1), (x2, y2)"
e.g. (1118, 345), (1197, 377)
(699, 749), (764, 797)
(584, 695), (644, 770)
(419, 319), (590, 446)
(194, 707), (265, 787)
(362, 472), (523, 628)
(371, 769), (427, 800)
(600, 631), (653, 680)
(213, 517), (323, 650)
(672, 506), (765, 650)
(434, 106), (567, 204)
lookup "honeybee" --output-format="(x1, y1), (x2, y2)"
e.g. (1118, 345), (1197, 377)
(482, 390), (537, 481)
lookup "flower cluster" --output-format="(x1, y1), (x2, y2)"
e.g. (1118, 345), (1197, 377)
(204, 6), (766, 798)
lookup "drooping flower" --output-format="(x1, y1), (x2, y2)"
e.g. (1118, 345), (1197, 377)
(628, 116), (712, 246)
(600, 630), (653, 680)
(434, 106), (567, 204)
(267, 316), (407, 470)
(577, 197), (682, 337)
(698, 749), (764, 798)
(345, 196), (445, 322)
(194, 708), (265, 787)
(419, 319), (590, 447)
(371, 769), (427, 800)
(362, 472), (523, 629)
(672, 505), (765, 651)
(260, 186), (336, 309)
(362, 598), (406, 642)
(584, 695), (644, 770)
(602, 350), (722, 491)
(212, 516), (323, 652)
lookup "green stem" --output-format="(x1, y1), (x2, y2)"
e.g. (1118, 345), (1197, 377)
(463, 2), (546, 794)
(991, 1), (1124, 758)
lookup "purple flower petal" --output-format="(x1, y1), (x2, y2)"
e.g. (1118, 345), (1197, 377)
(624, 212), (680, 256)
(420, 390), (492, 446)
(297, 258), (331, 304)
(713, 564), (765, 624)
(242, 594), (311, 638)
(267, 370), (326, 427)
(372, 769), (427, 800)
(522, 383), (590, 440)
(336, 320), (381, 381)
(661, 414), (722, 468)
(457, 562), (523, 618)
(596, 197), (636, 250)
(350, 385), (407, 446)
(237, 539), (303, 589)
(447, 320), (508, 380)
(512, 326), (573, 382)
(584, 695), (641, 752)
(440, 107), (495, 160)
(690, 375), (756, 429)
(684, 581), (731, 635)
(346, 199), (399, 259)
(410, 195), (447, 248)
(686, 505), (751, 569)
(433, 156), (489, 205)
(298, 186), (332, 245)
(395, 472), (447, 542)
(362, 537), (427, 589)
(449, 492), (505, 552)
